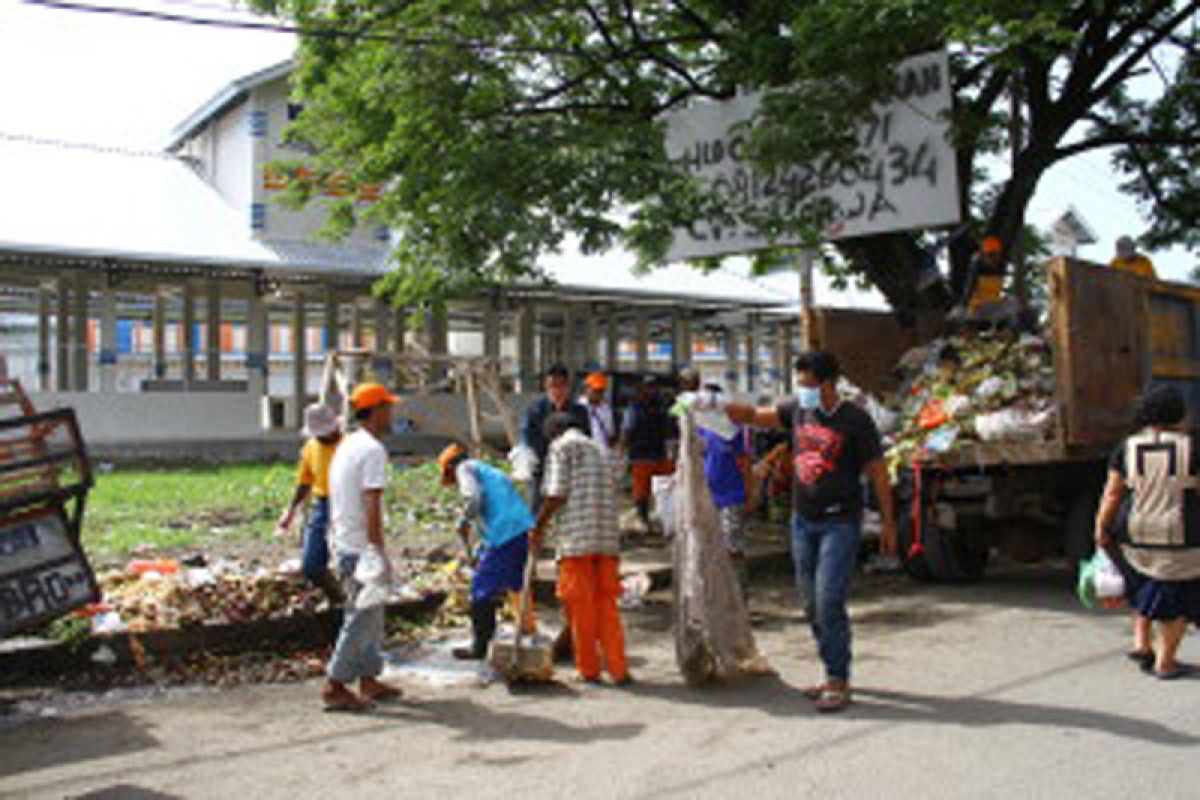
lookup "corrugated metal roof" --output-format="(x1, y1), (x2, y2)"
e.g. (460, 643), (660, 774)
(162, 60), (293, 152)
(0, 133), (812, 309)
(0, 133), (278, 269)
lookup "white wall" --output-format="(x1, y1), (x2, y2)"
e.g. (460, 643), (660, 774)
(210, 100), (253, 213)
(29, 392), (263, 444)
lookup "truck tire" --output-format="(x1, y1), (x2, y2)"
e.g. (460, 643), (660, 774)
(896, 476), (989, 583)
(1064, 488), (1100, 564)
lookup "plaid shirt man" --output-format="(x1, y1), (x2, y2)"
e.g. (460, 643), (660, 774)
(543, 428), (620, 558)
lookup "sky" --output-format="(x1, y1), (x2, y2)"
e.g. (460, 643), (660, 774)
(0, 0), (1193, 284)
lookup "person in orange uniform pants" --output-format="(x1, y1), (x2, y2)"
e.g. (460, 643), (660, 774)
(531, 412), (631, 686)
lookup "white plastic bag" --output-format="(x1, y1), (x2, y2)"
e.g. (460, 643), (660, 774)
(975, 408), (1044, 442)
(508, 445), (539, 482)
(354, 547), (393, 610)
(652, 475), (677, 538)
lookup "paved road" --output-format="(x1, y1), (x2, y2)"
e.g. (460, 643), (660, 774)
(2, 563), (1197, 799)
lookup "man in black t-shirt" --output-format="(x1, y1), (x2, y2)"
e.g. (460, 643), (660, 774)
(710, 351), (896, 713)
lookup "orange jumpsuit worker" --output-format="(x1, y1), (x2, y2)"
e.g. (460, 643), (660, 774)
(531, 412), (631, 686)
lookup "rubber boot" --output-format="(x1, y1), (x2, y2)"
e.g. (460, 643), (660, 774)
(636, 500), (652, 533)
(454, 598), (497, 660)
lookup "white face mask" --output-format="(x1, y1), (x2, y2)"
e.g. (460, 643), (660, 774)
(797, 386), (821, 410)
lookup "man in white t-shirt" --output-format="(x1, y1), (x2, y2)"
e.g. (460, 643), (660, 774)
(321, 382), (403, 712)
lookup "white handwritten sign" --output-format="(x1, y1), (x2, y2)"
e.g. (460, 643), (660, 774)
(663, 50), (959, 261)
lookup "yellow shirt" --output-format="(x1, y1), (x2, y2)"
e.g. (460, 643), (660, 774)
(1110, 255), (1156, 280)
(297, 437), (340, 498)
(967, 275), (1005, 312)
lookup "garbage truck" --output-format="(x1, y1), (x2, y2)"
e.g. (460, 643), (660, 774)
(812, 257), (1200, 582)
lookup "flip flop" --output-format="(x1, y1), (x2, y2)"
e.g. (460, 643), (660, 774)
(1126, 649), (1155, 671)
(1154, 665), (1188, 681)
(803, 683), (829, 701)
(814, 687), (852, 713)
(322, 694), (372, 713)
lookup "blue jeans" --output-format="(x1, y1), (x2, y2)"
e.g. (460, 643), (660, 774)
(302, 497), (330, 583)
(791, 514), (862, 682)
(326, 553), (385, 684)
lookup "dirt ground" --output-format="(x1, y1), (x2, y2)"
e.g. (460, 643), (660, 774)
(3, 561), (1199, 799)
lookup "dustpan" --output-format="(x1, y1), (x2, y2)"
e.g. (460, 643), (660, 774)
(488, 550), (554, 682)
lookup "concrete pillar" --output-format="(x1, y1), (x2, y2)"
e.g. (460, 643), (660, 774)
(516, 300), (537, 393)
(670, 311), (686, 373)
(205, 278), (221, 382)
(245, 278), (268, 398)
(371, 300), (394, 385)
(723, 327), (740, 393)
(182, 281), (196, 386)
(679, 313), (693, 371)
(605, 310), (618, 373)
(781, 321), (795, 394)
(292, 293), (308, 429)
(152, 289), (167, 379)
(36, 284), (50, 391)
(324, 296), (340, 356)
(54, 277), (70, 391)
(100, 286), (119, 392)
(71, 272), (89, 392)
(744, 316), (758, 394)
(425, 304), (448, 385)
(350, 300), (365, 348)
(392, 306), (408, 391)
(482, 301), (501, 362)
(581, 304), (598, 371)
(561, 304), (577, 374)
(634, 310), (649, 373)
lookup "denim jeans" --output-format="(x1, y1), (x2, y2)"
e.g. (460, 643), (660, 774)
(326, 553), (385, 684)
(791, 514), (862, 682)
(302, 497), (330, 583)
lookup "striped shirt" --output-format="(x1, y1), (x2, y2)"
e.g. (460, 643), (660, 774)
(543, 428), (620, 558)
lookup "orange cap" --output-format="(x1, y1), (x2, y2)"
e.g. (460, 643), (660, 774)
(981, 236), (1002, 254)
(349, 382), (399, 411)
(584, 371), (608, 391)
(437, 443), (467, 485)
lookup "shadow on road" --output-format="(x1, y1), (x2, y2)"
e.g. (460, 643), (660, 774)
(623, 673), (810, 718)
(66, 785), (182, 799)
(0, 711), (160, 779)
(852, 686), (1199, 746)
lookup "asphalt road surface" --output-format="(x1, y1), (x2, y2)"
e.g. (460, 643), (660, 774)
(2, 562), (1197, 799)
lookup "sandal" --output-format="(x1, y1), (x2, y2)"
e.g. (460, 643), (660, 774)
(360, 678), (402, 702)
(814, 687), (852, 713)
(803, 683), (829, 701)
(1126, 649), (1155, 671)
(1153, 664), (1188, 681)
(321, 687), (372, 713)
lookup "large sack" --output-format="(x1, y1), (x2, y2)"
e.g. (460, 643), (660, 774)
(673, 413), (771, 685)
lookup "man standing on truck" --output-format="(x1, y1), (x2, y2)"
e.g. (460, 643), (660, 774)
(1110, 235), (1157, 279)
(698, 351), (897, 712)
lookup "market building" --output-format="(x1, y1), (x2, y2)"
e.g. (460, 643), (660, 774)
(0, 61), (827, 452)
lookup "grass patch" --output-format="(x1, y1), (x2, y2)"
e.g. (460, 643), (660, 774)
(83, 463), (296, 564)
(80, 455), (497, 564)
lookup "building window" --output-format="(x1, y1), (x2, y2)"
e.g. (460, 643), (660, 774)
(248, 110), (268, 138)
(286, 102), (305, 122)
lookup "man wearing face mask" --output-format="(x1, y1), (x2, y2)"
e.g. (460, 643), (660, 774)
(701, 351), (897, 713)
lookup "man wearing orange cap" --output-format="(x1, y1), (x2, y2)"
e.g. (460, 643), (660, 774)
(437, 442), (536, 660)
(321, 382), (403, 712)
(580, 371), (617, 462)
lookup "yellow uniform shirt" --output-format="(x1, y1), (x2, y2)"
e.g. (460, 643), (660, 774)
(967, 275), (1005, 313)
(1110, 255), (1156, 280)
(296, 437), (340, 498)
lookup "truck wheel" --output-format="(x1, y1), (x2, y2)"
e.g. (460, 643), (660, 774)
(896, 478), (989, 583)
(1064, 489), (1100, 564)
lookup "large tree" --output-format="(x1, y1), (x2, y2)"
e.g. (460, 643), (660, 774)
(252, 0), (1200, 321)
